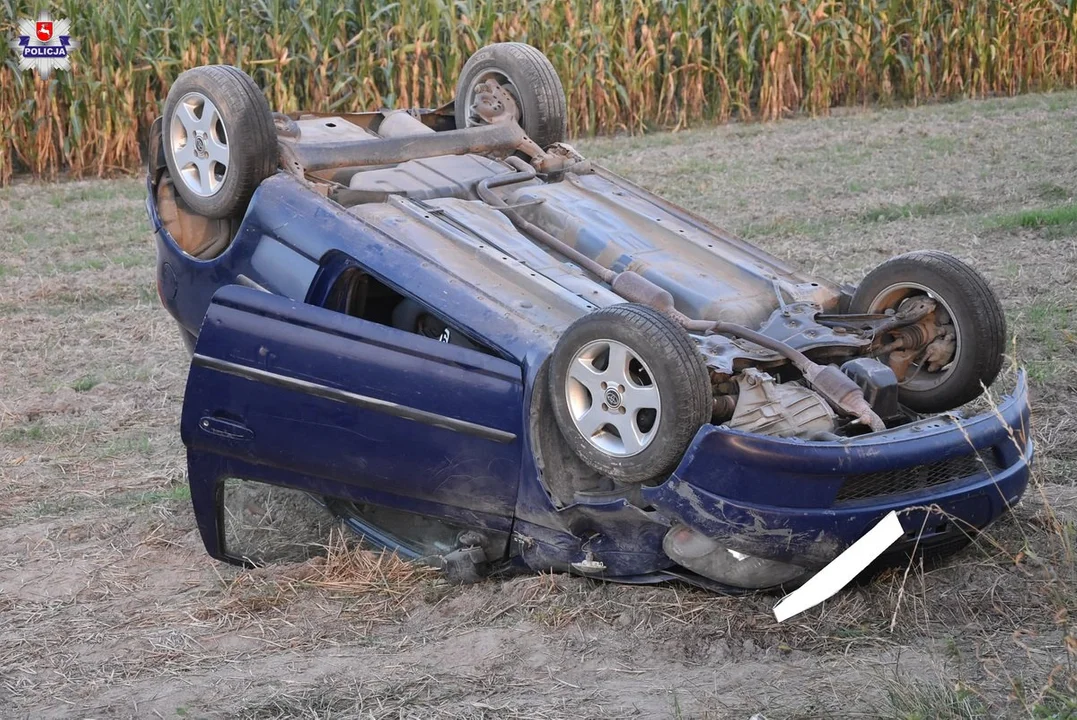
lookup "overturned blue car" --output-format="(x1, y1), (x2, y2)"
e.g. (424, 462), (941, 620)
(146, 43), (1031, 592)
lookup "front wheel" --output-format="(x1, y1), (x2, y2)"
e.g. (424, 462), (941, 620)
(548, 304), (712, 484)
(850, 250), (1006, 413)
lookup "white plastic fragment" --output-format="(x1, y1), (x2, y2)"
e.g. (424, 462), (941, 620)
(773, 510), (904, 622)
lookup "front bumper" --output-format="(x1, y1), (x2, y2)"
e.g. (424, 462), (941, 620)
(642, 372), (1032, 569)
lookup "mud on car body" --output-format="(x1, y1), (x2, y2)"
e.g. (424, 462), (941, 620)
(147, 43), (1031, 592)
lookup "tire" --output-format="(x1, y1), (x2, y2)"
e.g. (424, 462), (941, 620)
(850, 251), (1006, 413)
(548, 304), (712, 484)
(455, 43), (567, 148)
(162, 65), (278, 219)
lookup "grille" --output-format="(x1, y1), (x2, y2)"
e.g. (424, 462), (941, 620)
(835, 451), (1005, 503)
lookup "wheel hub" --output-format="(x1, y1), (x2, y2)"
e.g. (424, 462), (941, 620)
(869, 282), (962, 391)
(169, 91), (229, 198)
(564, 339), (662, 457)
(466, 74), (521, 127)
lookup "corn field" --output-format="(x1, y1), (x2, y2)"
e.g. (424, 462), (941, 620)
(1, 0), (1076, 184)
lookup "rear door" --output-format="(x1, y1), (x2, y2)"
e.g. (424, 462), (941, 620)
(181, 285), (524, 562)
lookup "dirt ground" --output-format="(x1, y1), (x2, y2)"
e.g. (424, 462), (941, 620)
(2, 92), (1076, 719)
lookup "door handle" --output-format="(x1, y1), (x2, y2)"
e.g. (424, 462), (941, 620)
(199, 416), (254, 441)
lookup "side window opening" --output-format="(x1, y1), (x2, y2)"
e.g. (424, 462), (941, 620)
(324, 267), (490, 354)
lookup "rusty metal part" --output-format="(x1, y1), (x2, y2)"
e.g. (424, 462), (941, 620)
(610, 269), (675, 312)
(873, 299), (957, 380)
(530, 152), (577, 174)
(801, 363), (887, 432)
(277, 140), (305, 179)
(464, 79), (575, 172)
(468, 79), (520, 126)
(887, 348), (920, 380)
(817, 296), (935, 337)
(545, 142), (585, 162)
(879, 319), (939, 354)
(272, 112), (300, 139)
(726, 369), (835, 439)
(282, 122), (535, 173)
(535, 142), (590, 175)
(681, 319), (886, 431)
(922, 326), (956, 372)
(712, 394), (737, 422)
(894, 295), (937, 322)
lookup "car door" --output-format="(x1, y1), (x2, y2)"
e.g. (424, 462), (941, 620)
(181, 284), (525, 563)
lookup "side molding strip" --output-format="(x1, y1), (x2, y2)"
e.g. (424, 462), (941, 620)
(191, 354), (517, 444)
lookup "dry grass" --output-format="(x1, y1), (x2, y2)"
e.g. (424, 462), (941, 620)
(217, 528), (438, 618)
(1, 90), (1076, 718)
(3, 0), (1077, 183)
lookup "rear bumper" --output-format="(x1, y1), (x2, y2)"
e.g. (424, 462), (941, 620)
(642, 372), (1032, 568)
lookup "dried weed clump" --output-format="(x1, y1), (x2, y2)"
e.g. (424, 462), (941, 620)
(205, 528), (438, 627)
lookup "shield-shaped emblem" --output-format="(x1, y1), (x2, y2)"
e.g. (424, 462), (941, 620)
(36, 21), (53, 42)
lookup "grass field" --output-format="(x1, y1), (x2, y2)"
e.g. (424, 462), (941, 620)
(1, 91), (1076, 718)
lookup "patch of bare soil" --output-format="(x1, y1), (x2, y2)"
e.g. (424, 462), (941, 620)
(2, 93), (1075, 719)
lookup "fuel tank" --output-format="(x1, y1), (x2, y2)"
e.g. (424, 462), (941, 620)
(505, 168), (842, 327)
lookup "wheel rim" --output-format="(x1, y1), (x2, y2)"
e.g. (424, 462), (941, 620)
(170, 91), (230, 198)
(565, 339), (662, 457)
(464, 69), (523, 128)
(868, 282), (962, 392)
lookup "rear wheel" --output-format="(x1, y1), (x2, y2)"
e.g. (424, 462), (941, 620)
(548, 304), (712, 484)
(850, 251), (1006, 412)
(455, 43), (567, 148)
(162, 65), (278, 219)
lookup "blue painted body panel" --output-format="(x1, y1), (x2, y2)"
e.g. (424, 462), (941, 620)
(641, 375), (1031, 567)
(149, 168), (1033, 585)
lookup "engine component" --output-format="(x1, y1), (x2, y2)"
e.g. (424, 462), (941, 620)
(726, 368), (835, 439)
(712, 394), (737, 422)
(663, 524), (807, 589)
(841, 358), (902, 424)
(681, 318), (887, 431)
(801, 362), (887, 432)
